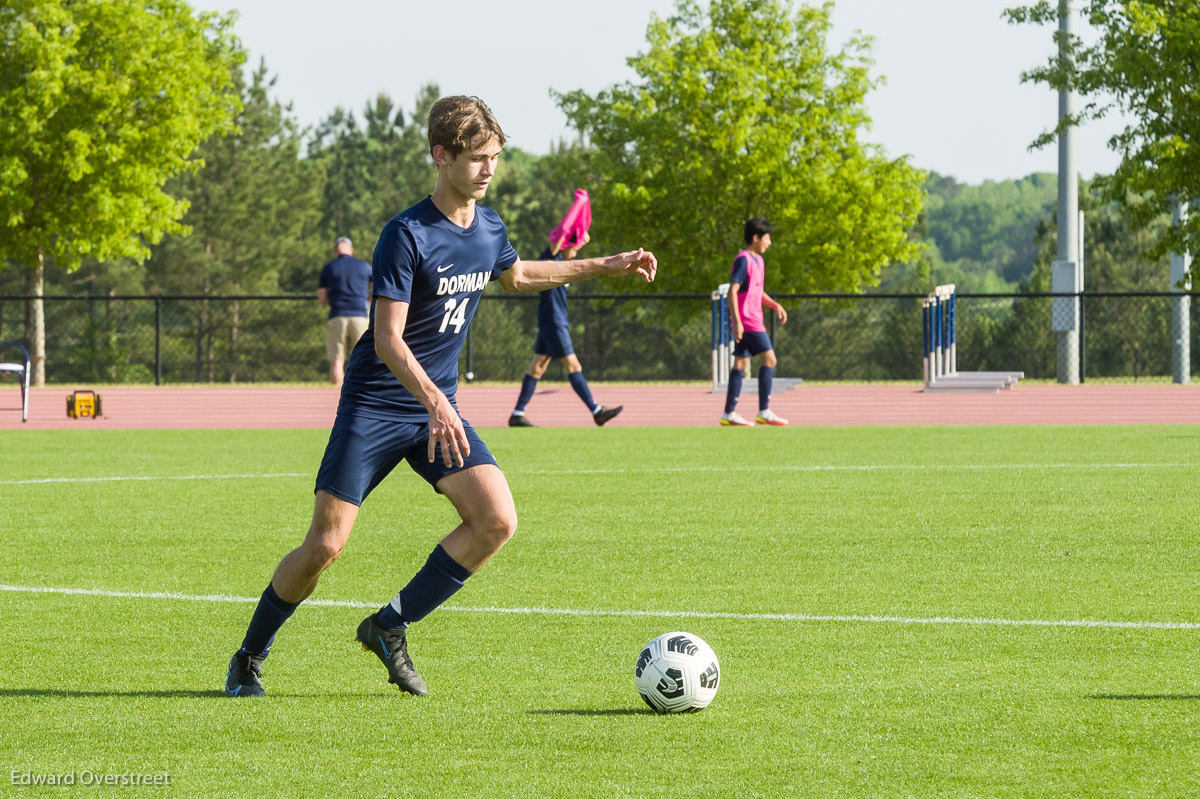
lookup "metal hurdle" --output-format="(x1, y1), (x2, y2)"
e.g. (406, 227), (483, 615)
(923, 284), (1024, 393)
(711, 283), (733, 389)
(710, 283), (802, 394)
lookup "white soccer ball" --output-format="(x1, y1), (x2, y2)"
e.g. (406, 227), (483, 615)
(633, 631), (720, 713)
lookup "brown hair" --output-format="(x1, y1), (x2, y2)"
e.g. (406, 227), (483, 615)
(427, 96), (507, 158)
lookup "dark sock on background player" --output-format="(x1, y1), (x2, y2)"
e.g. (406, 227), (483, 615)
(568, 371), (597, 412)
(758, 366), (773, 411)
(512, 374), (538, 416)
(724, 368), (744, 414)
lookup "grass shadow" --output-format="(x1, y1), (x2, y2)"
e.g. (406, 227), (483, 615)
(528, 708), (652, 717)
(0, 688), (389, 700)
(1089, 694), (1200, 701)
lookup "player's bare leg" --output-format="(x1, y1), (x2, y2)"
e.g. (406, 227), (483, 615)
(274, 491), (359, 603)
(437, 464), (518, 571)
(357, 465), (517, 695)
(226, 491), (358, 697)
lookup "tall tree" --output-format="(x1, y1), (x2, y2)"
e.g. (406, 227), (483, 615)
(923, 171), (1058, 285)
(308, 86), (438, 260)
(0, 0), (241, 384)
(145, 61), (324, 382)
(1005, 0), (1200, 262)
(554, 0), (924, 299)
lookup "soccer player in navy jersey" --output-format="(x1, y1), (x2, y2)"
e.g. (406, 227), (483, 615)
(224, 96), (657, 697)
(508, 222), (624, 428)
(721, 217), (789, 426)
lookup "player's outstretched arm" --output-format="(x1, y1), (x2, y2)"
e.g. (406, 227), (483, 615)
(374, 298), (470, 467)
(496, 248), (657, 294)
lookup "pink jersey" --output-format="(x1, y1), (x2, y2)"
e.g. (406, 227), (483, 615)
(730, 249), (766, 333)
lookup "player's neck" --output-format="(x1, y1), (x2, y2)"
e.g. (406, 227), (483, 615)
(431, 182), (476, 229)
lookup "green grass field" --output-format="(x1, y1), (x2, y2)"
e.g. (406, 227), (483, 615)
(3, 425), (1200, 797)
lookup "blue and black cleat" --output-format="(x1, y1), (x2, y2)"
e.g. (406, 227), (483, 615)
(224, 650), (266, 697)
(355, 614), (428, 696)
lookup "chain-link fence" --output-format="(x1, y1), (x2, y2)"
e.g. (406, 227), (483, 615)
(1, 292), (1198, 384)
(0, 295), (327, 384)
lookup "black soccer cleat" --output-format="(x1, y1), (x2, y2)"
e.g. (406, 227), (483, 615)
(224, 650), (267, 698)
(593, 405), (624, 426)
(355, 614), (428, 696)
(508, 414), (535, 428)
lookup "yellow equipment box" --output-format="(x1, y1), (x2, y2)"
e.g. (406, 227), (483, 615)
(66, 390), (102, 419)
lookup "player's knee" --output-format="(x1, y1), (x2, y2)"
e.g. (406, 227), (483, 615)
(762, 351), (777, 368)
(472, 507), (517, 550)
(305, 537), (345, 570)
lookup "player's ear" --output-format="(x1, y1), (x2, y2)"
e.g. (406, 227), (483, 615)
(432, 144), (451, 167)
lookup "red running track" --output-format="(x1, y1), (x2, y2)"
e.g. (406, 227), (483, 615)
(1, 383), (1198, 430)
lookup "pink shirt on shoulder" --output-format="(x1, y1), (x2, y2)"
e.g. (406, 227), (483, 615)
(730, 249), (766, 333)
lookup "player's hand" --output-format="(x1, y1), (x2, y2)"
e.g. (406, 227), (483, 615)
(775, 306), (788, 325)
(733, 320), (744, 342)
(427, 395), (469, 467)
(603, 248), (658, 282)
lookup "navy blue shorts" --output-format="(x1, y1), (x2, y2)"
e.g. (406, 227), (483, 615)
(534, 325), (574, 359)
(734, 330), (774, 357)
(315, 413), (497, 505)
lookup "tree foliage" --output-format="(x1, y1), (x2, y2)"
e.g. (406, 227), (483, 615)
(307, 86), (438, 259)
(1005, 0), (1200, 260)
(885, 172), (1058, 292)
(0, 0), (243, 269)
(146, 61), (322, 296)
(306, 84), (571, 264)
(555, 0), (924, 297)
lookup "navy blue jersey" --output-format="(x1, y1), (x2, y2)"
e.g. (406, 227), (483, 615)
(318, 254), (373, 318)
(535, 248), (570, 329)
(339, 197), (519, 421)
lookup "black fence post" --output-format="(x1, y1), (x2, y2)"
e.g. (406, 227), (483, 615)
(155, 296), (162, 386)
(465, 323), (473, 382)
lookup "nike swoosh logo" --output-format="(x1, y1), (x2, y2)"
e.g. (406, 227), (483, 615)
(436, 264), (454, 273)
(379, 636), (392, 659)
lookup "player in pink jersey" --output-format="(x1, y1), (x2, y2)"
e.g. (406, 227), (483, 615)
(721, 218), (789, 426)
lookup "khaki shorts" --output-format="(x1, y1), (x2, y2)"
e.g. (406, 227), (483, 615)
(326, 315), (369, 363)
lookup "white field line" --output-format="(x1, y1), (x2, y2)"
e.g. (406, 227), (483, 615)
(522, 462), (1196, 476)
(1, 583), (1197, 631)
(1, 462), (1195, 486)
(0, 472), (308, 485)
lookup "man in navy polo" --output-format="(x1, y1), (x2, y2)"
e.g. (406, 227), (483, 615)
(318, 237), (372, 386)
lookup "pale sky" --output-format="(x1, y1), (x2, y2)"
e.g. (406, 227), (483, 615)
(203, 0), (1124, 184)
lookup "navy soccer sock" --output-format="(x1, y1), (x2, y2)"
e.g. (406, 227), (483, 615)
(724, 368), (745, 414)
(239, 583), (300, 657)
(377, 544), (473, 629)
(513, 374), (538, 414)
(568, 371), (598, 413)
(758, 366), (774, 411)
